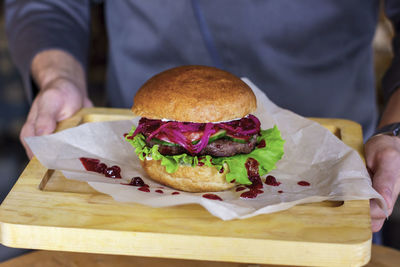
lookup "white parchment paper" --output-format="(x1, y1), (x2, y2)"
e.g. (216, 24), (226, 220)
(26, 78), (385, 220)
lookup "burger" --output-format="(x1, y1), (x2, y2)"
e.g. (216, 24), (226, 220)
(125, 65), (284, 192)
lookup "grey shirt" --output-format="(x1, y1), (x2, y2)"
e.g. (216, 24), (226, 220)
(6, 0), (400, 137)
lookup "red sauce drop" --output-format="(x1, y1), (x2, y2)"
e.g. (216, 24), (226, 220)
(219, 167), (224, 173)
(138, 186), (150, 192)
(104, 166), (121, 178)
(198, 162), (205, 166)
(265, 175), (281, 186)
(155, 189), (164, 194)
(123, 133), (128, 138)
(298, 181), (310, 186)
(236, 186), (246, 192)
(95, 163), (107, 174)
(80, 157), (100, 172)
(202, 194), (222, 201)
(241, 158), (264, 199)
(278, 190), (283, 193)
(172, 192), (180, 195)
(230, 179), (236, 183)
(241, 189), (264, 199)
(123, 177), (146, 186)
(257, 139), (266, 148)
(79, 157), (121, 179)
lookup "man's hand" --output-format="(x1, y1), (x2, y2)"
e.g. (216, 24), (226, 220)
(21, 49), (92, 159)
(20, 78), (92, 158)
(365, 134), (400, 232)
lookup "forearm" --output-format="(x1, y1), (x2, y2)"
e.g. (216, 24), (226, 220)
(31, 49), (87, 96)
(378, 88), (400, 128)
(5, 0), (90, 101)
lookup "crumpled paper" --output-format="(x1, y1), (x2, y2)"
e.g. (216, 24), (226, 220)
(26, 78), (385, 220)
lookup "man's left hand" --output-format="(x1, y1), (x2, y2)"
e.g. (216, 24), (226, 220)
(365, 134), (400, 232)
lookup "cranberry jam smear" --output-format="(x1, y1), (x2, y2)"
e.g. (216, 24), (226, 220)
(138, 186), (150, 192)
(79, 157), (100, 172)
(79, 157), (121, 179)
(240, 189), (264, 199)
(257, 139), (266, 148)
(121, 177), (150, 188)
(240, 158), (264, 199)
(105, 166), (121, 178)
(130, 177), (146, 186)
(298, 181), (310, 186)
(236, 186), (246, 192)
(202, 194), (222, 201)
(265, 175), (281, 186)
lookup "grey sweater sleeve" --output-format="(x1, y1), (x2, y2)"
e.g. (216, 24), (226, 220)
(5, 0), (91, 102)
(383, 0), (400, 102)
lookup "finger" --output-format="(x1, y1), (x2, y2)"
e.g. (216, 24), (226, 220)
(25, 98), (39, 125)
(83, 97), (93, 108)
(371, 218), (385, 233)
(20, 122), (36, 159)
(370, 199), (387, 232)
(371, 155), (400, 213)
(370, 197), (387, 217)
(20, 102), (38, 144)
(34, 92), (63, 136)
(20, 102), (40, 159)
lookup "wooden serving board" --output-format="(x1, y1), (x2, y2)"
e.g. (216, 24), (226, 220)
(0, 108), (371, 267)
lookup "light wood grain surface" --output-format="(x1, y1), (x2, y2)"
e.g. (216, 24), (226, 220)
(0, 108), (373, 267)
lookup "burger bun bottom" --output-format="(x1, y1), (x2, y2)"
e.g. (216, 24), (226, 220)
(140, 159), (235, 192)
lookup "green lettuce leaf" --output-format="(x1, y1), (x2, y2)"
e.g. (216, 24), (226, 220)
(125, 125), (285, 185)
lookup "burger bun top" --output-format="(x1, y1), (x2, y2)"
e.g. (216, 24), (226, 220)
(131, 65), (257, 122)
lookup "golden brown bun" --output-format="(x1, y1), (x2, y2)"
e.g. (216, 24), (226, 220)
(132, 65), (257, 122)
(140, 159), (235, 192)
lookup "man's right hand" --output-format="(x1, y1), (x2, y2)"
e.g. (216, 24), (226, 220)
(21, 49), (93, 159)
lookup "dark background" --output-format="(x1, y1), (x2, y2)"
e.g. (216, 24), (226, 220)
(0, 1), (398, 261)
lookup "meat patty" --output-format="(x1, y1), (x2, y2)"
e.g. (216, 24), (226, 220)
(146, 135), (258, 157)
